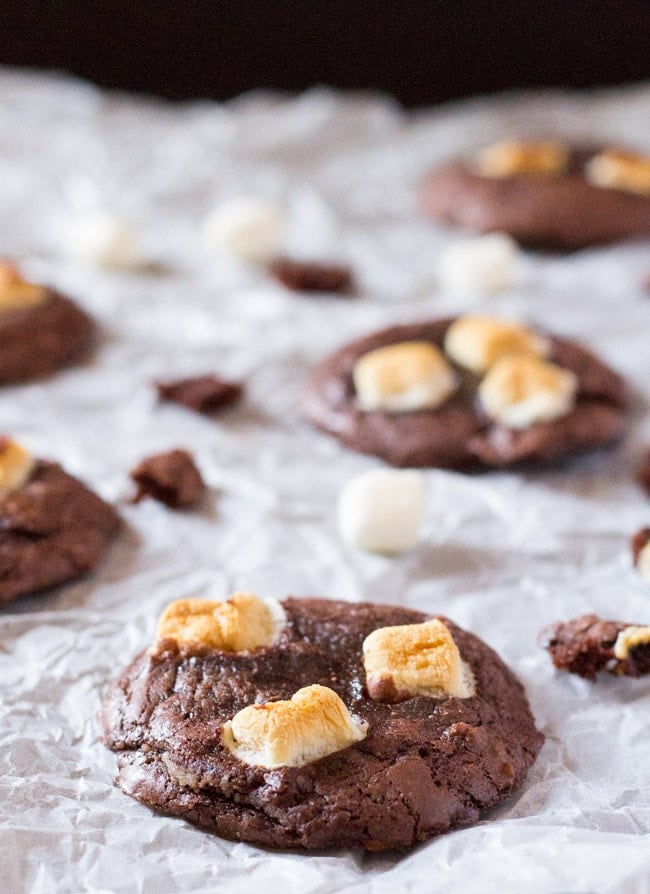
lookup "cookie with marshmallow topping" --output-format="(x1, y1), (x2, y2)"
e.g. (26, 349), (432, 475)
(0, 261), (95, 385)
(0, 438), (120, 603)
(102, 595), (543, 851)
(421, 139), (650, 249)
(303, 316), (627, 469)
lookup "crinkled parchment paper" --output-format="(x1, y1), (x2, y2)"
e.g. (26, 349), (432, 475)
(1, 68), (650, 894)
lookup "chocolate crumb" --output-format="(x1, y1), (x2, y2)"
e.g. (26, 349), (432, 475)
(130, 449), (206, 509)
(156, 375), (243, 415)
(632, 527), (650, 565)
(268, 257), (354, 294)
(637, 449), (650, 496)
(539, 613), (650, 680)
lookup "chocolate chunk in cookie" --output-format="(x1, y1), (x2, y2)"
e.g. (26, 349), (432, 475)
(130, 449), (206, 509)
(540, 614), (650, 680)
(156, 374), (242, 415)
(268, 257), (354, 294)
(302, 316), (628, 470)
(0, 262), (95, 385)
(102, 595), (543, 852)
(0, 445), (121, 603)
(421, 141), (650, 250)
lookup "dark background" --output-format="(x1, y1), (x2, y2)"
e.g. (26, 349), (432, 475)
(3, 1), (649, 106)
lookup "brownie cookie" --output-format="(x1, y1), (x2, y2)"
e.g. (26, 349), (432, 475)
(302, 316), (628, 470)
(130, 449), (206, 509)
(102, 595), (543, 852)
(421, 140), (650, 250)
(540, 614), (650, 681)
(0, 440), (121, 603)
(0, 262), (95, 385)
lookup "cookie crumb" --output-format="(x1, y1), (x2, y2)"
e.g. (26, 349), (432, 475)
(637, 449), (650, 496)
(156, 374), (243, 415)
(130, 449), (206, 509)
(539, 613), (650, 680)
(268, 257), (354, 294)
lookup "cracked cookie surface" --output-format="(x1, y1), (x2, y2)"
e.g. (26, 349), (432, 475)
(0, 460), (121, 603)
(102, 597), (543, 851)
(302, 319), (627, 470)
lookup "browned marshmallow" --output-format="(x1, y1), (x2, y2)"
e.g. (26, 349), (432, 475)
(353, 341), (456, 413)
(221, 684), (367, 768)
(477, 140), (569, 179)
(614, 626), (650, 660)
(153, 592), (285, 654)
(478, 355), (577, 429)
(586, 150), (650, 196)
(444, 316), (550, 374)
(363, 619), (475, 702)
(0, 262), (47, 311)
(0, 438), (35, 492)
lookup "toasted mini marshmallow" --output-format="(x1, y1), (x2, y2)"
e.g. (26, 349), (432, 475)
(353, 341), (456, 413)
(437, 233), (519, 295)
(363, 619), (475, 701)
(476, 139), (569, 178)
(444, 315), (550, 374)
(614, 626), (650, 660)
(0, 262), (47, 311)
(222, 684), (367, 768)
(338, 468), (425, 555)
(202, 198), (285, 263)
(0, 438), (35, 493)
(65, 212), (143, 269)
(478, 355), (577, 429)
(586, 150), (650, 196)
(152, 592), (285, 654)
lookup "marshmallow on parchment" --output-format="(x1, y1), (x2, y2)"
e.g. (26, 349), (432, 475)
(444, 315), (550, 374)
(338, 468), (425, 555)
(437, 233), (519, 295)
(478, 355), (578, 429)
(202, 198), (285, 263)
(353, 341), (456, 413)
(65, 211), (143, 270)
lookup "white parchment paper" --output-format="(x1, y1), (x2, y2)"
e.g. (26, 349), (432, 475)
(1, 68), (650, 894)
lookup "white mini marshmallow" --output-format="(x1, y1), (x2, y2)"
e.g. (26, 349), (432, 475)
(437, 233), (519, 294)
(65, 211), (143, 270)
(338, 468), (425, 555)
(202, 198), (285, 263)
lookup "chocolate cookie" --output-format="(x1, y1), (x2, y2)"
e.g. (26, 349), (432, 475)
(302, 318), (628, 470)
(102, 596), (543, 852)
(540, 614), (650, 681)
(0, 264), (95, 384)
(421, 142), (650, 250)
(0, 459), (121, 603)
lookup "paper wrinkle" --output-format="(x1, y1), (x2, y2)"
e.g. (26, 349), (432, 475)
(0, 68), (649, 893)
